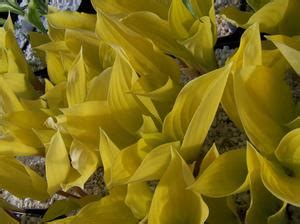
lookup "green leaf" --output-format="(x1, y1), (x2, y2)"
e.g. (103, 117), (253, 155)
(0, 0), (24, 15)
(27, 0), (47, 32)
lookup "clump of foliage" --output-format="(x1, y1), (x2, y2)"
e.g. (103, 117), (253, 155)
(0, 0), (300, 223)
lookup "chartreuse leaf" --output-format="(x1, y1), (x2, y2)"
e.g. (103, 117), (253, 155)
(66, 51), (87, 107)
(180, 17), (217, 72)
(190, 149), (248, 197)
(96, 12), (180, 89)
(125, 182), (153, 219)
(91, 0), (171, 20)
(0, 207), (18, 224)
(234, 65), (295, 155)
(163, 64), (231, 162)
(46, 131), (71, 195)
(267, 35), (300, 75)
(0, 156), (48, 200)
(63, 140), (98, 191)
(148, 148), (208, 224)
(108, 50), (143, 134)
(128, 142), (180, 183)
(222, 23), (261, 130)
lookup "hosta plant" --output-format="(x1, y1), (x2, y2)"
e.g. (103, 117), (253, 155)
(0, 0), (300, 223)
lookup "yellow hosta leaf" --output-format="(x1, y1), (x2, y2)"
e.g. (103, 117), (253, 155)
(59, 101), (137, 148)
(190, 149), (248, 197)
(0, 156), (48, 200)
(91, 0), (171, 20)
(204, 197), (241, 224)
(222, 23), (261, 129)
(110, 138), (151, 186)
(63, 140), (98, 190)
(68, 188), (137, 224)
(42, 82), (67, 109)
(234, 65), (295, 155)
(267, 35), (300, 75)
(108, 50), (143, 134)
(96, 12), (180, 89)
(66, 52), (87, 107)
(163, 64), (231, 161)
(128, 142), (179, 183)
(86, 68), (111, 101)
(2, 110), (49, 148)
(268, 203), (289, 224)
(222, 0), (300, 35)
(275, 129), (300, 173)
(0, 76), (23, 114)
(190, 144), (239, 224)
(99, 128), (121, 185)
(221, 6), (253, 27)
(47, 11), (96, 31)
(246, 170), (284, 224)
(125, 182), (153, 219)
(199, 144), (219, 175)
(46, 131), (71, 195)
(260, 157), (300, 206)
(0, 208), (18, 224)
(0, 139), (40, 156)
(2, 73), (37, 99)
(148, 148), (208, 224)
(180, 17), (217, 72)
(3, 27), (34, 81)
(45, 52), (67, 84)
(29, 32), (50, 61)
(246, 0), (271, 11)
(42, 199), (80, 222)
(99, 41), (116, 70)
(168, 0), (195, 39)
(122, 11), (203, 72)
